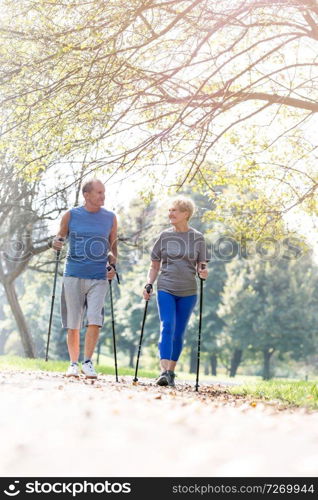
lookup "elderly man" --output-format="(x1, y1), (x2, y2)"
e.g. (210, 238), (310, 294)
(53, 179), (118, 379)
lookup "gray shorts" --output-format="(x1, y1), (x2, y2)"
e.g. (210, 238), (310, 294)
(61, 277), (108, 330)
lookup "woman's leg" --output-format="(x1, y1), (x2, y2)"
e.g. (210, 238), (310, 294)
(170, 294), (197, 365)
(157, 290), (177, 369)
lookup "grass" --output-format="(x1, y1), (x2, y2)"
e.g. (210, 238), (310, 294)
(229, 379), (318, 411)
(0, 355), (253, 383)
(0, 355), (157, 379)
(1, 355), (317, 410)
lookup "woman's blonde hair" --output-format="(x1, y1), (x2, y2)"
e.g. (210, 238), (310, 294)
(171, 197), (195, 220)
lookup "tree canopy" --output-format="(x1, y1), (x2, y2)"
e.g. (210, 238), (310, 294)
(1, 0), (318, 236)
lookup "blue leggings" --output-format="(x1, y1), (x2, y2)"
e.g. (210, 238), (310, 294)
(157, 290), (197, 361)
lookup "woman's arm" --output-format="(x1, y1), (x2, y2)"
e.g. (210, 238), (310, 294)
(197, 261), (208, 280)
(147, 260), (160, 284)
(143, 260), (161, 299)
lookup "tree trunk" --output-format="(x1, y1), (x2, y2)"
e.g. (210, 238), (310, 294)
(129, 345), (135, 368)
(3, 280), (35, 358)
(0, 330), (10, 355)
(210, 354), (217, 376)
(229, 348), (242, 377)
(189, 346), (197, 373)
(263, 348), (274, 380)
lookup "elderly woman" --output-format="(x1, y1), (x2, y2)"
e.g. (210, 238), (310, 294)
(143, 197), (208, 387)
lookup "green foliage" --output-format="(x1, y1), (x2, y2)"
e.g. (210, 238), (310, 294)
(0, 269), (65, 359)
(219, 253), (318, 379)
(230, 380), (318, 411)
(2, 0), (318, 234)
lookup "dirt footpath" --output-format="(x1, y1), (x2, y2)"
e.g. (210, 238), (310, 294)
(1, 369), (317, 477)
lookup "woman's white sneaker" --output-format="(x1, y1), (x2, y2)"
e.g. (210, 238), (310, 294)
(66, 364), (79, 377)
(81, 360), (97, 379)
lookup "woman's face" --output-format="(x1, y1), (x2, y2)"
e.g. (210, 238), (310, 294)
(168, 205), (189, 225)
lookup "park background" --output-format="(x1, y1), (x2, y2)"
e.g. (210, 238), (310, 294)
(1, 0), (318, 390)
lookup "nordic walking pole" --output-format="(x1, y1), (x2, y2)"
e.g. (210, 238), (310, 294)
(107, 263), (120, 382)
(45, 238), (64, 361)
(133, 284), (153, 383)
(195, 263), (206, 392)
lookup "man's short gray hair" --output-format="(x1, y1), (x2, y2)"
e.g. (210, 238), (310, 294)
(82, 178), (104, 195)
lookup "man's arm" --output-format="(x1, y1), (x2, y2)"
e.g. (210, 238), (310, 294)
(52, 210), (70, 251)
(108, 215), (118, 265)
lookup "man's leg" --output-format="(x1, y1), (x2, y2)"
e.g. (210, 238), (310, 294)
(84, 324), (100, 360)
(61, 277), (85, 377)
(65, 329), (81, 377)
(81, 280), (107, 378)
(67, 329), (80, 362)
(81, 325), (100, 379)
(84, 280), (107, 360)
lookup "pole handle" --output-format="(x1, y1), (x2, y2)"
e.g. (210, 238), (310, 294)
(144, 283), (153, 294)
(107, 263), (120, 284)
(52, 236), (65, 251)
(198, 263), (207, 281)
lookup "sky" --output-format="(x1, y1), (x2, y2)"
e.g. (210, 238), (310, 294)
(284, 210), (318, 264)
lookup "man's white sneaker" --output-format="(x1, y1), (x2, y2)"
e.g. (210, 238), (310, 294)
(66, 364), (79, 377)
(81, 360), (97, 379)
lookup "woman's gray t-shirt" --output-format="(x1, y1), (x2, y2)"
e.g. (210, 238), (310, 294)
(151, 227), (208, 297)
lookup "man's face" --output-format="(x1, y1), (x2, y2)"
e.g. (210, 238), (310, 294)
(85, 182), (105, 207)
